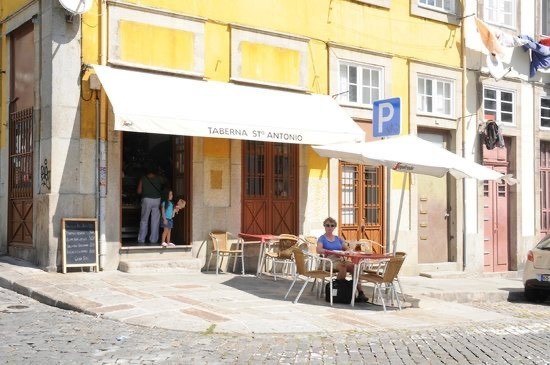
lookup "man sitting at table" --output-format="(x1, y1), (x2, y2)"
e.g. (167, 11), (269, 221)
(317, 217), (368, 303)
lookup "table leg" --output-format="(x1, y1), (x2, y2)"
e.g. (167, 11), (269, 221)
(256, 240), (265, 277)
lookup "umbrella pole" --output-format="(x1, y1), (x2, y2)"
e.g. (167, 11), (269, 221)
(392, 172), (408, 254)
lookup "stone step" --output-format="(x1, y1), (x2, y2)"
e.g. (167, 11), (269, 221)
(118, 245), (201, 273)
(419, 270), (520, 279)
(119, 245), (193, 260)
(118, 257), (202, 273)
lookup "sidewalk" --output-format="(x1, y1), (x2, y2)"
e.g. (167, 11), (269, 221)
(0, 256), (524, 334)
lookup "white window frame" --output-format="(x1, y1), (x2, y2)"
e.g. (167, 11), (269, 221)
(417, 76), (454, 117)
(541, 97), (550, 129)
(418, 0), (456, 14)
(411, 0), (460, 25)
(484, 0), (515, 28)
(338, 62), (383, 108)
(483, 87), (515, 124)
(542, 0), (550, 37)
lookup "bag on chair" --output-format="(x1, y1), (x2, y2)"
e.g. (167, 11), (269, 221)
(325, 279), (353, 304)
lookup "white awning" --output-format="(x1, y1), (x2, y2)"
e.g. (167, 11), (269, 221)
(91, 65), (365, 145)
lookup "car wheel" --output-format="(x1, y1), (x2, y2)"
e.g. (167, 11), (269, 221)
(524, 287), (538, 302)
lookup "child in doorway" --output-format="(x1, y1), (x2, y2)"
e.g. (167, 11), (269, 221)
(160, 190), (186, 247)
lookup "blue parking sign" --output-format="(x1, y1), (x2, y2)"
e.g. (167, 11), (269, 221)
(373, 97), (401, 137)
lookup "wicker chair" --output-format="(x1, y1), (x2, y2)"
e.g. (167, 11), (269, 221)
(351, 254), (406, 311)
(264, 234), (300, 280)
(358, 238), (385, 254)
(208, 232), (245, 275)
(284, 248), (335, 305)
(298, 235), (319, 256)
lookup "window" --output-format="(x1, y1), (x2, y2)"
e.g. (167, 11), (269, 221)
(542, 97), (550, 128)
(543, 0), (550, 37)
(484, 0), (515, 28)
(339, 62), (382, 107)
(483, 87), (514, 124)
(418, 0), (455, 13)
(417, 76), (453, 116)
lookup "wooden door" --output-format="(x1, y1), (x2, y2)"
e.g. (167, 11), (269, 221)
(417, 132), (450, 263)
(171, 136), (192, 244)
(483, 140), (510, 272)
(339, 163), (385, 251)
(8, 21), (35, 248)
(242, 141), (298, 235)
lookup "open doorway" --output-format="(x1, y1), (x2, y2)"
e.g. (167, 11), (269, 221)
(121, 132), (192, 246)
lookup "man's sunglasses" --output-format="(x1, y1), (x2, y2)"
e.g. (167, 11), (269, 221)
(324, 224), (336, 227)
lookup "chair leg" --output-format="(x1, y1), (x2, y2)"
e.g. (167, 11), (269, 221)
(216, 254), (220, 275)
(232, 253), (237, 273)
(391, 284), (402, 310)
(396, 277), (405, 302)
(328, 279), (333, 306)
(375, 283), (386, 312)
(351, 275), (358, 307)
(240, 253), (245, 275)
(293, 278), (310, 304)
(284, 275), (299, 299)
(207, 253), (213, 273)
(272, 260), (277, 281)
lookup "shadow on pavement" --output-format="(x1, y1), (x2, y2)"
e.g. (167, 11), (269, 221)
(220, 274), (413, 312)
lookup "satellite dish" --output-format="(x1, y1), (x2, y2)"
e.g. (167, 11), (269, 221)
(486, 54), (512, 81)
(59, 0), (92, 15)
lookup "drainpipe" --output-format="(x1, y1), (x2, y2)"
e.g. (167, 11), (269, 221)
(97, 0), (108, 270)
(461, 3), (468, 271)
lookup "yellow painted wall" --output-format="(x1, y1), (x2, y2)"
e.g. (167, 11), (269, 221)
(203, 138), (230, 157)
(240, 43), (300, 86)
(122, 0), (460, 69)
(204, 22), (230, 82)
(119, 21), (195, 70)
(0, 0), (31, 17)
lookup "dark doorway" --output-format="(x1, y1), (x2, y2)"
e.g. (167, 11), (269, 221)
(121, 132), (192, 245)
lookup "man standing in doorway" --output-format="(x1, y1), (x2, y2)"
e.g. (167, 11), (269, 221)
(136, 163), (165, 245)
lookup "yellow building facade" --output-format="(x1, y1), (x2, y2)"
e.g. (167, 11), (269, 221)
(1, 0), (464, 274)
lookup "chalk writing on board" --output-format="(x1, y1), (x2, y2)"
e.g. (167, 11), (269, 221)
(62, 219), (98, 272)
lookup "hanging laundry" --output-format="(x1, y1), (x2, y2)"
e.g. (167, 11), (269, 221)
(475, 18), (526, 57)
(519, 35), (550, 77)
(475, 18), (504, 57)
(495, 31), (528, 48)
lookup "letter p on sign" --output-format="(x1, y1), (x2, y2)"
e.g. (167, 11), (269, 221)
(373, 97), (401, 137)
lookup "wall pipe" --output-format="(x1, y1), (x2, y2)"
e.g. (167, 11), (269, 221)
(97, 0), (108, 270)
(461, 2), (468, 271)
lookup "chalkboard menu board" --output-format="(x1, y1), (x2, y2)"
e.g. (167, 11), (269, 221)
(62, 218), (99, 273)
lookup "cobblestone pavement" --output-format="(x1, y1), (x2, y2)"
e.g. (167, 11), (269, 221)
(1, 288), (548, 365)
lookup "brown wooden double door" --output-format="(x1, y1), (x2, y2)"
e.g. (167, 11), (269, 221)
(8, 21), (35, 249)
(338, 163), (385, 252)
(241, 141), (298, 235)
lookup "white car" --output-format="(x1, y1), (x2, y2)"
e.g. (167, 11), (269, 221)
(523, 235), (550, 302)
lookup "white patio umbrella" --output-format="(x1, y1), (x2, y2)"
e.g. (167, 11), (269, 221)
(312, 134), (517, 252)
(313, 134), (515, 183)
